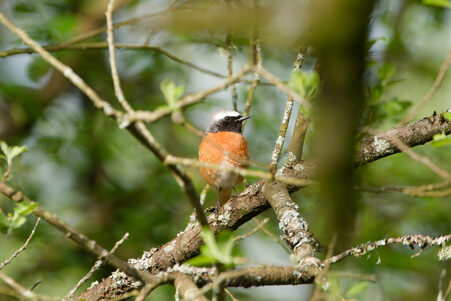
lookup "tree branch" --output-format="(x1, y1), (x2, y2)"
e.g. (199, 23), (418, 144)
(325, 234), (451, 264)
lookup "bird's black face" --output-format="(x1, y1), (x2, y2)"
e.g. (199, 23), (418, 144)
(206, 110), (251, 134)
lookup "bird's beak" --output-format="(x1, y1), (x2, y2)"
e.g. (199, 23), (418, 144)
(236, 115), (251, 122)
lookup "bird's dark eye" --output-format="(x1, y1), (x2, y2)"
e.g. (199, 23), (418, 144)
(225, 116), (231, 121)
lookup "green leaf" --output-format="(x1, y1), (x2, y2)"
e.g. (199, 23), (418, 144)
(423, 0), (451, 8)
(378, 63), (395, 82)
(443, 112), (451, 121)
(288, 70), (320, 101)
(160, 79), (185, 110)
(10, 215), (26, 229)
(431, 133), (451, 147)
(187, 227), (241, 267)
(15, 201), (38, 216)
(0, 141), (28, 164)
(8, 145), (29, 160)
(344, 281), (369, 298)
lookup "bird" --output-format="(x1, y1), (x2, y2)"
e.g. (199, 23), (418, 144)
(198, 109), (250, 210)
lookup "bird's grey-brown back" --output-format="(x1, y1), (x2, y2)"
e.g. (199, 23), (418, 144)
(205, 109), (249, 134)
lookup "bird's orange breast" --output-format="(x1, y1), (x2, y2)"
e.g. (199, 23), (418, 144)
(198, 132), (249, 187)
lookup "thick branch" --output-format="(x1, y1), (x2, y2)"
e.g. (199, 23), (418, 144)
(263, 182), (320, 270)
(355, 110), (451, 166)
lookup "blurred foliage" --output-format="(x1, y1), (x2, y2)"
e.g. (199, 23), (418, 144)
(0, 0), (450, 300)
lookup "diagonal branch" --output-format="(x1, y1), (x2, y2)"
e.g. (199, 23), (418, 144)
(0, 182), (158, 286)
(262, 182), (320, 270)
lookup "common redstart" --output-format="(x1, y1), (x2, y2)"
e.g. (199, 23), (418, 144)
(198, 109), (250, 208)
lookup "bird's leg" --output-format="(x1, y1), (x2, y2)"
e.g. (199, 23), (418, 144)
(231, 185), (238, 197)
(215, 187), (222, 213)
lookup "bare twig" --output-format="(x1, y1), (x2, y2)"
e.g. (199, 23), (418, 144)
(242, 32), (261, 119)
(106, 0), (134, 113)
(224, 288), (239, 301)
(287, 47), (311, 165)
(234, 217), (269, 241)
(64, 232), (130, 300)
(225, 32), (238, 110)
(325, 234), (451, 264)
(0, 42), (226, 78)
(125, 65), (251, 124)
(164, 155), (314, 187)
(0, 218), (40, 270)
(253, 217), (290, 254)
(270, 50), (306, 170)
(437, 269), (447, 301)
(252, 65), (311, 109)
(0, 182), (157, 285)
(0, 272), (58, 301)
(358, 182), (451, 198)
(400, 50), (451, 124)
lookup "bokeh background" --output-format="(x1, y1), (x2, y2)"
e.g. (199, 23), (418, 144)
(0, 0), (450, 300)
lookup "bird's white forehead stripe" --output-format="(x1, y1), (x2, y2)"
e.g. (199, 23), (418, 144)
(212, 110), (241, 122)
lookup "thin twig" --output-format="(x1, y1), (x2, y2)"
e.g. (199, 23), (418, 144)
(164, 155), (314, 187)
(234, 217), (269, 241)
(269, 50), (305, 169)
(126, 65), (251, 124)
(242, 29), (261, 119)
(64, 232), (130, 300)
(0, 218), (41, 270)
(0, 182), (157, 285)
(400, 50), (451, 124)
(224, 288), (239, 301)
(225, 32), (238, 110)
(0, 42), (226, 78)
(325, 234), (451, 264)
(253, 217), (290, 254)
(252, 65), (311, 109)
(358, 182), (451, 198)
(0, 272), (58, 301)
(438, 269), (447, 301)
(106, 0), (134, 114)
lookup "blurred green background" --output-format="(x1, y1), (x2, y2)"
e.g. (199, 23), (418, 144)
(0, 0), (450, 300)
